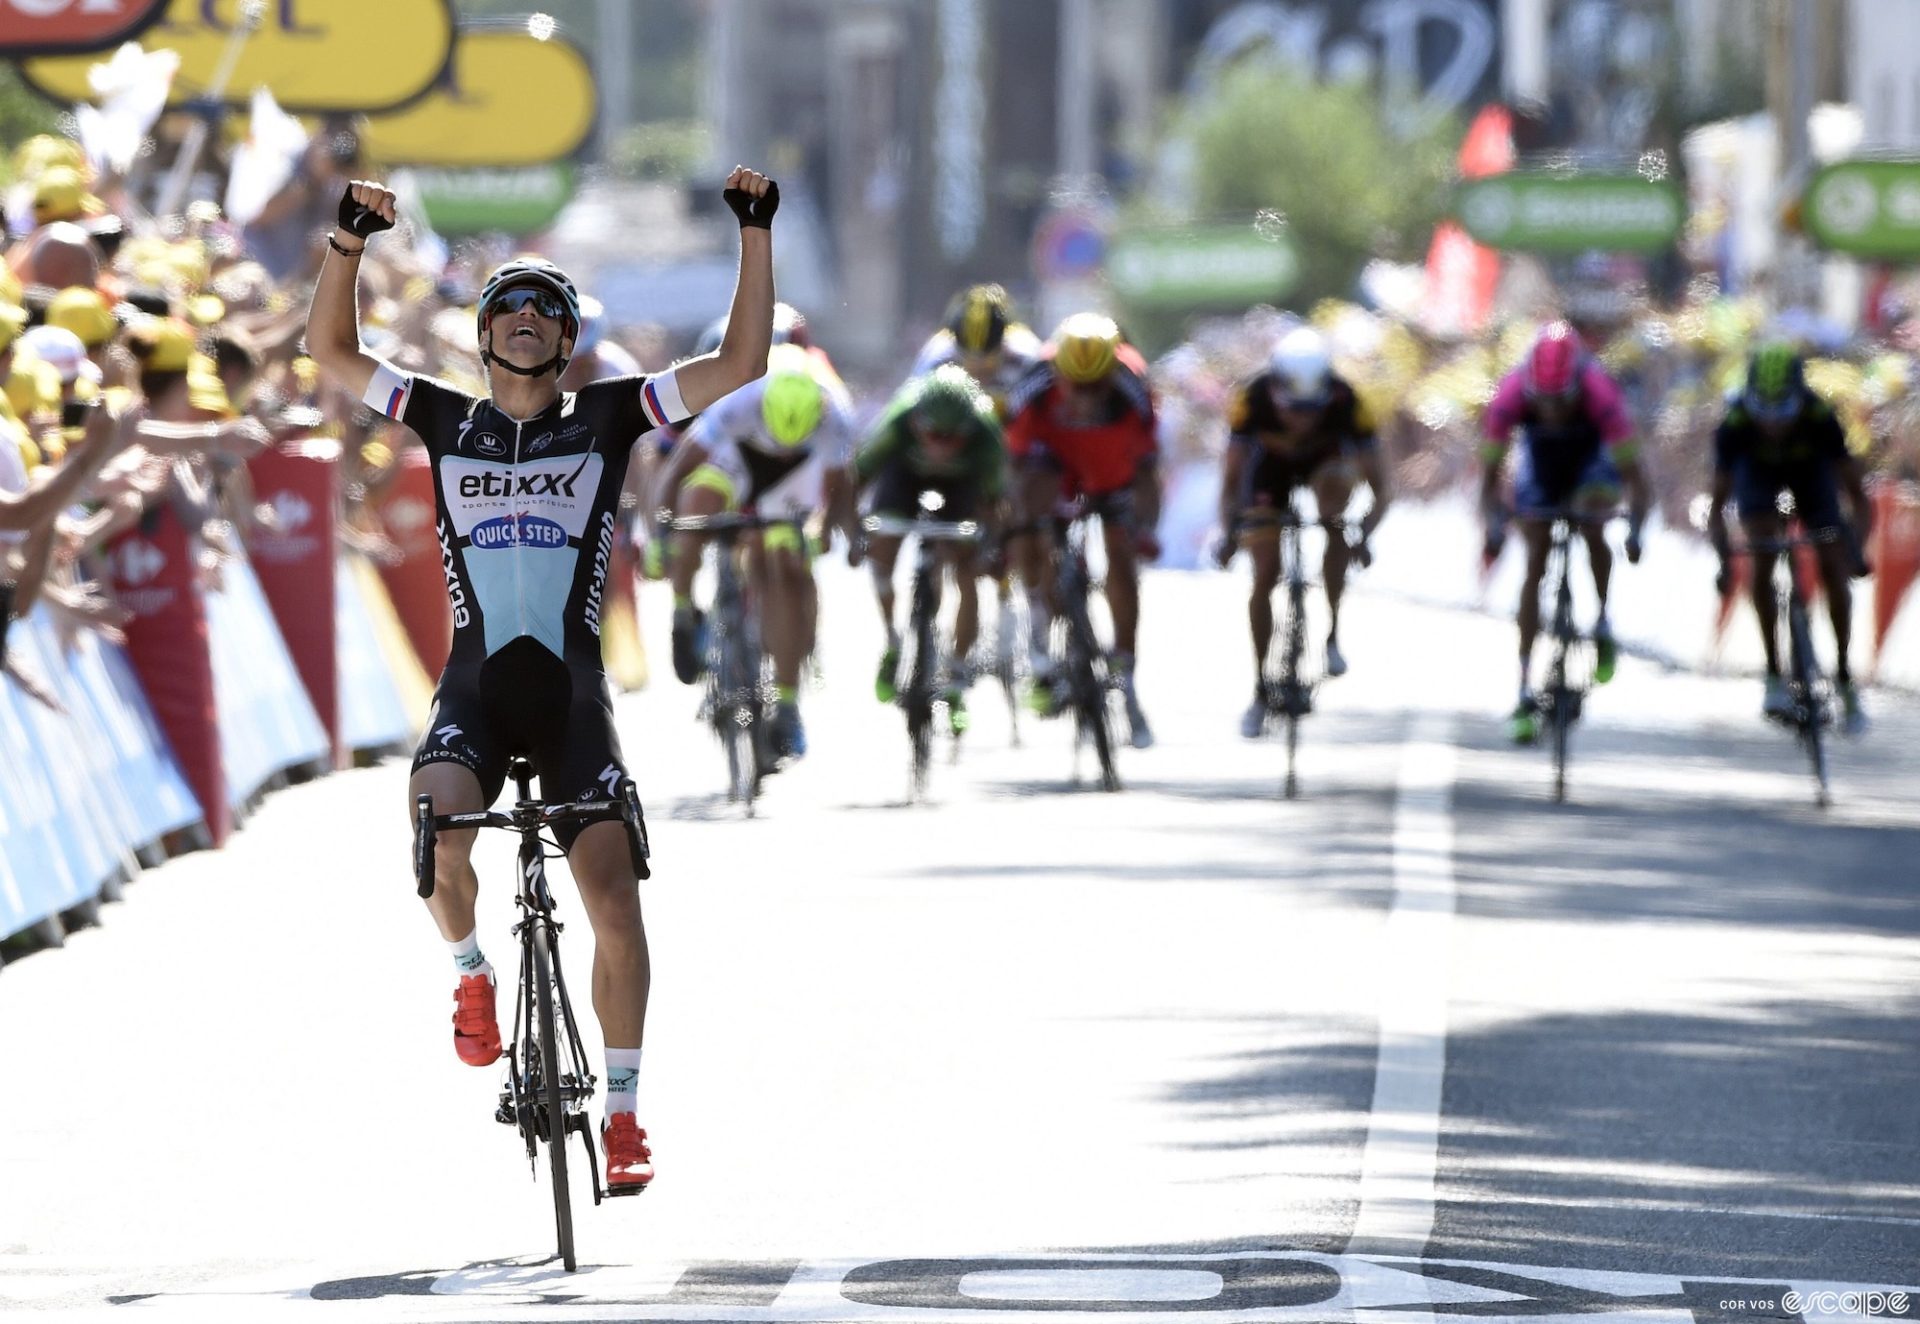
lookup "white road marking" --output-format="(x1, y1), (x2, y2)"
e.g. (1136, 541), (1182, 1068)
(1347, 714), (1459, 1258)
(957, 1268), (1223, 1302)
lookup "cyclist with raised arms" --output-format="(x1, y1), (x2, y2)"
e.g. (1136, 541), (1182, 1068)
(1480, 321), (1648, 744)
(306, 169), (780, 1195)
(1216, 326), (1392, 737)
(1707, 342), (1873, 732)
(857, 363), (1007, 732)
(1004, 312), (1161, 749)
(659, 343), (858, 762)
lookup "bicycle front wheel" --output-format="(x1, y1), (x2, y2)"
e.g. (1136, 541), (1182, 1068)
(532, 923), (576, 1271)
(1549, 686), (1571, 804)
(1786, 597), (1830, 807)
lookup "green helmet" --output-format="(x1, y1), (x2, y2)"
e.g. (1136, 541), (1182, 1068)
(1743, 341), (1807, 423)
(761, 347), (825, 447)
(912, 364), (984, 434)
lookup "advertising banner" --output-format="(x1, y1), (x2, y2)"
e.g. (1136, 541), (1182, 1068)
(1106, 224), (1299, 309)
(0, 0), (166, 57)
(246, 436), (342, 767)
(1803, 159), (1920, 259)
(360, 27), (596, 167)
(23, 0), (455, 113)
(1453, 172), (1684, 254)
(372, 444), (453, 676)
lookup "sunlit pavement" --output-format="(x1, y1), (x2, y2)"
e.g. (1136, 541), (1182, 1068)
(3, 560), (1918, 1320)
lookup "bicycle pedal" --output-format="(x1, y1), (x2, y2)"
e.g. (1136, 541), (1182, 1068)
(603, 1181), (649, 1199)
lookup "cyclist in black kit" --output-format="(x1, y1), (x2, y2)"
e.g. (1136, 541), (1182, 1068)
(306, 170), (779, 1193)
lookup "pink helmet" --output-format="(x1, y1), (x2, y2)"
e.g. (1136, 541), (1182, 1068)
(1522, 322), (1585, 401)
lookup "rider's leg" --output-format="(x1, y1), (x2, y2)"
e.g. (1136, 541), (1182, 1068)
(1816, 537), (1855, 683)
(1246, 532), (1281, 675)
(1016, 466), (1063, 666)
(1312, 469), (1356, 646)
(1579, 519), (1615, 619)
(754, 534), (812, 693)
(410, 761), (486, 944)
(868, 533), (904, 646)
(1744, 514), (1783, 674)
(668, 482), (726, 605)
(948, 543), (981, 661)
(567, 820), (651, 1058)
(1516, 519), (1551, 697)
(1100, 515), (1141, 660)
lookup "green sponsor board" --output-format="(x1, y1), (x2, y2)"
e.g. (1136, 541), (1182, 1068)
(1803, 159), (1920, 258)
(1454, 173), (1683, 254)
(414, 164), (576, 236)
(1106, 226), (1299, 307)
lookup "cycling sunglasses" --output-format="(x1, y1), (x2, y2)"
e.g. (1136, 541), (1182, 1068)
(489, 287), (568, 320)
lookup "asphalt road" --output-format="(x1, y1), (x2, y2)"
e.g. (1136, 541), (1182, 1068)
(3, 559), (1917, 1322)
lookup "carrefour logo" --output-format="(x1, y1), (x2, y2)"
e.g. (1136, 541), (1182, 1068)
(470, 514), (568, 550)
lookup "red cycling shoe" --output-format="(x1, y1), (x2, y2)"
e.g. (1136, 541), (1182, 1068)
(452, 973), (502, 1066)
(603, 1112), (654, 1194)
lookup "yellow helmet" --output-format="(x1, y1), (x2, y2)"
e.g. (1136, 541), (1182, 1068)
(1051, 312), (1121, 384)
(761, 345), (825, 447)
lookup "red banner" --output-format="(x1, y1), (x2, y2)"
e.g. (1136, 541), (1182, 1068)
(0, 0), (167, 56)
(247, 437), (343, 768)
(1871, 481), (1920, 676)
(372, 444), (453, 677)
(1423, 104), (1513, 337)
(107, 507), (227, 844)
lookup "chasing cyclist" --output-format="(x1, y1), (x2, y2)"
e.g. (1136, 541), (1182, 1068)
(660, 343), (858, 762)
(1480, 322), (1648, 744)
(1706, 342), (1873, 732)
(857, 364), (1007, 733)
(1216, 326), (1391, 737)
(1004, 312), (1161, 749)
(912, 283), (1042, 419)
(306, 169), (780, 1194)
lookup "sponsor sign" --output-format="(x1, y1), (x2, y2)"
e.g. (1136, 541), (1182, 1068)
(412, 163), (575, 236)
(1106, 224), (1299, 308)
(0, 0), (166, 57)
(1453, 172), (1684, 254)
(360, 27), (596, 167)
(1803, 158), (1920, 258)
(23, 0), (455, 113)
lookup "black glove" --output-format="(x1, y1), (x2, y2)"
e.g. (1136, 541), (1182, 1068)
(724, 179), (780, 229)
(1624, 524), (1643, 566)
(1348, 530), (1374, 569)
(1714, 561), (1732, 597)
(337, 184), (394, 239)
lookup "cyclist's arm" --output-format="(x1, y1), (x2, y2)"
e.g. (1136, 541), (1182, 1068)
(671, 170), (776, 415)
(303, 186), (396, 402)
(1838, 453), (1873, 543)
(1357, 439), (1392, 539)
(1706, 444), (1735, 564)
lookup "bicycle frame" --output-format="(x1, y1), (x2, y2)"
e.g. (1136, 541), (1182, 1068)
(412, 760), (652, 1269)
(1747, 530), (1837, 806)
(1519, 507), (1615, 804)
(1049, 504), (1120, 792)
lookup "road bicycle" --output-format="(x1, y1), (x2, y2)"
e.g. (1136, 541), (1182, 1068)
(863, 494), (984, 801)
(1741, 525), (1849, 808)
(1236, 502), (1366, 799)
(1044, 498), (1121, 792)
(413, 758), (652, 1271)
(663, 511), (794, 816)
(1522, 507), (1619, 805)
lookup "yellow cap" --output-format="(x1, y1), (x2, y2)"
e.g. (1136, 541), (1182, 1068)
(187, 352), (234, 417)
(32, 166), (102, 225)
(0, 302), (26, 355)
(14, 134), (87, 183)
(0, 266), (20, 308)
(46, 286), (117, 348)
(186, 293), (227, 327)
(5, 358), (62, 422)
(126, 317), (199, 375)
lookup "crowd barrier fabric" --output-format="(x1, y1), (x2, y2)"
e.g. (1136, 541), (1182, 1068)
(0, 608), (201, 943)
(1871, 481), (1920, 676)
(336, 551), (417, 754)
(204, 549), (331, 814)
(247, 437), (343, 766)
(372, 445), (453, 677)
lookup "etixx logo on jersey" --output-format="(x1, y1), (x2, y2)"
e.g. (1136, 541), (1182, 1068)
(470, 512), (569, 550)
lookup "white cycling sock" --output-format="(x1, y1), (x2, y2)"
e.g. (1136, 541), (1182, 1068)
(606, 1047), (642, 1118)
(449, 930), (491, 981)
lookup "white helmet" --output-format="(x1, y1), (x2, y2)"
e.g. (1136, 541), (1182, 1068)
(1268, 327), (1333, 408)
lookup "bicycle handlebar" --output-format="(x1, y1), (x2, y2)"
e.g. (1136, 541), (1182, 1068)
(661, 511), (802, 534)
(414, 788), (651, 900)
(860, 513), (983, 542)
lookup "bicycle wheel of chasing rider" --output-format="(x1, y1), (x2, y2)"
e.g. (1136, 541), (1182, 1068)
(905, 571), (938, 801)
(531, 922), (577, 1270)
(1787, 597), (1831, 808)
(1279, 576), (1311, 800)
(1067, 620), (1119, 792)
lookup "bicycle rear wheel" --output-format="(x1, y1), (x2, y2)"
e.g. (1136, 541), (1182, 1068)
(906, 569), (938, 799)
(1065, 619), (1118, 792)
(1786, 596), (1830, 807)
(531, 923), (576, 1271)
(1548, 683), (1571, 804)
(1281, 575), (1308, 800)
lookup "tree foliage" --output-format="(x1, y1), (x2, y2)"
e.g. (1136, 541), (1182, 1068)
(1164, 62), (1460, 308)
(0, 64), (63, 180)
